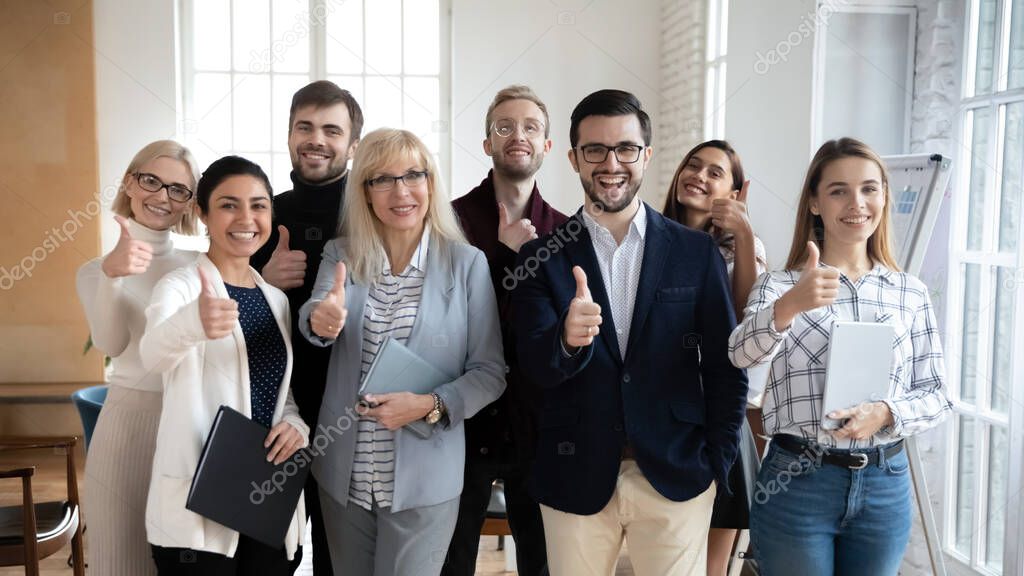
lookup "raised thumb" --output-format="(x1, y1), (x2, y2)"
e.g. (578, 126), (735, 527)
(572, 266), (590, 301)
(737, 180), (750, 204)
(805, 241), (820, 270)
(497, 202), (510, 227)
(275, 225), (290, 252)
(114, 214), (131, 239)
(329, 261), (347, 297)
(198, 266), (217, 298)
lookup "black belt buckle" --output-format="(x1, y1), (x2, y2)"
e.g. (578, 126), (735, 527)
(849, 452), (869, 470)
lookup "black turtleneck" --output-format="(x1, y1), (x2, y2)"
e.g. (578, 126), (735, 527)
(251, 170), (347, 425)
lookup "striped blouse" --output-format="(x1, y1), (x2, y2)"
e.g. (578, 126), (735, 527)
(728, 264), (952, 449)
(348, 227), (429, 511)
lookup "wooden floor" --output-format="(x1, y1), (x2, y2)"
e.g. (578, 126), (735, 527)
(0, 447), (634, 575)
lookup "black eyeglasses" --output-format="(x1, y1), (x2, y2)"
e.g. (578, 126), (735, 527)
(576, 144), (645, 164)
(134, 172), (194, 203)
(366, 170), (429, 192)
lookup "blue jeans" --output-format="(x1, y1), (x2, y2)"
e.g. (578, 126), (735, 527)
(749, 440), (912, 576)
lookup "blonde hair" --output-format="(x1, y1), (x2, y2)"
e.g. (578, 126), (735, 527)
(485, 85), (551, 138)
(784, 137), (900, 271)
(111, 140), (200, 235)
(341, 128), (466, 284)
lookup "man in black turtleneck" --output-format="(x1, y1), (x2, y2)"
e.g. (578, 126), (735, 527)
(251, 80), (362, 576)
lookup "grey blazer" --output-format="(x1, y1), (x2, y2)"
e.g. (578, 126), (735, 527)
(299, 236), (506, 512)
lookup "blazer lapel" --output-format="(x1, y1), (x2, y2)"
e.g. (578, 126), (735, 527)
(564, 211), (622, 366)
(623, 205), (671, 363)
(405, 238), (454, 356)
(198, 254), (251, 415)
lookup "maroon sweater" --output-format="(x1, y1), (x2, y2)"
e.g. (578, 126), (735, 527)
(452, 170), (568, 463)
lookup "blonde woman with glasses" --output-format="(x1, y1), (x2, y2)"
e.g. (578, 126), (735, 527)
(299, 128), (506, 576)
(76, 140), (200, 575)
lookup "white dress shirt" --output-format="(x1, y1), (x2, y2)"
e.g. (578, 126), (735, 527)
(580, 202), (648, 357)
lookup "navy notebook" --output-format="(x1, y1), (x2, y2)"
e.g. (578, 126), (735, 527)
(186, 405), (310, 548)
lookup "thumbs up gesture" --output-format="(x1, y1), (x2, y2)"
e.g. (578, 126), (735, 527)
(773, 242), (840, 330)
(101, 215), (154, 278)
(197, 267), (239, 339)
(710, 179), (753, 239)
(497, 202), (538, 253)
(261, 225), (307, 290)
(562, 266), (603, 351)
(311, 262), (348, 339)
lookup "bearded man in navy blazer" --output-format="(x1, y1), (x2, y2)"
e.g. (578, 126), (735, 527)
(511, 89), (748, 576)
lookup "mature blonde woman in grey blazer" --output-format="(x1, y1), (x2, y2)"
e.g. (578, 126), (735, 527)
(298, 128), (506, 576)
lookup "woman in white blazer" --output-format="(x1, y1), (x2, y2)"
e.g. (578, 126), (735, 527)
(76, 140), (200, 576)
(298, 128), (506, 576)
(139, 156), (309, 575)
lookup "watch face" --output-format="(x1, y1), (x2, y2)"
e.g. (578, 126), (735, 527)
(426, 410), (441, 424)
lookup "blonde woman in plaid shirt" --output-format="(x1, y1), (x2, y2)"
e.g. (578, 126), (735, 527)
(728, 138), (951, 576)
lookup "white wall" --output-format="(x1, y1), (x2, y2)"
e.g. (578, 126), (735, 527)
(93, 0), (181, 254)
(725, 0), (818, 267)
(449, 0), (664, 214)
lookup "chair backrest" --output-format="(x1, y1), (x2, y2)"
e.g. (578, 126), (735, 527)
(70, 386), (107, 451)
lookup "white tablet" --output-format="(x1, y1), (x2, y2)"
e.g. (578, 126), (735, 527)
(821, 322), (896, 430)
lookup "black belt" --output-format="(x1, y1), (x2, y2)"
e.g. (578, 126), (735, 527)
(772, 434), (904, 470)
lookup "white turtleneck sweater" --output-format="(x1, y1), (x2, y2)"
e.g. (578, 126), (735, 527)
(76, 219), (197, 392)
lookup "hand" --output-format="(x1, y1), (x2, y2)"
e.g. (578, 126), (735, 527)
(829, 401), (894, 441)
(773, 242), (839, 329)
(562, 266), (602, 351)
(710, 180), (752, 238)
(197, 267), (238, 339)
(101, 215), (154, 278)
(264, 422), (305, 465)
(363, 392), (435, 431)
(261, 225), (307, 290)
(310, 262), (348, 339)
(497, 202), (538, 253)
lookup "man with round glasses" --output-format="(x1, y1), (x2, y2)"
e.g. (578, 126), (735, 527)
(250, 80), (363, 576)
(444, 85), (566, 576)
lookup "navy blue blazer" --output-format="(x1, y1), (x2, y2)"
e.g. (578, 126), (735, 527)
(512, 203), (748, 515)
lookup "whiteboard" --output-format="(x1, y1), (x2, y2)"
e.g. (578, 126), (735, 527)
(883, 153), (952, 274)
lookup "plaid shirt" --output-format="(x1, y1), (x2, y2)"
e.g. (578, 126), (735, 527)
(728, 264), (952, 449)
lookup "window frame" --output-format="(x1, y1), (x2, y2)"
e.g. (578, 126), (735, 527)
(175, 0), (452, 194)
(945, 1), (1024, 574)
(703, 0), (728, 141)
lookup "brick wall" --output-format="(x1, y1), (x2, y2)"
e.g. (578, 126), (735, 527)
(657, 0), (706, 204)
(905, 1), (964, 574)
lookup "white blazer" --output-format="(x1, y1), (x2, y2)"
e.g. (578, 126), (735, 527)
(139, 254), (309, 560)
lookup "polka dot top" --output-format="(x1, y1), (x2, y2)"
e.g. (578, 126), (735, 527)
(226, 284), (286, 428)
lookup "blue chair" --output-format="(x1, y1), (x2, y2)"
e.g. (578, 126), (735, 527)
(70, 385), (107, 451)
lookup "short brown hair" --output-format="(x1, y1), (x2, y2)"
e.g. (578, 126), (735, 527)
(485, 85), (550, 138)
(289, 80), (364, 141)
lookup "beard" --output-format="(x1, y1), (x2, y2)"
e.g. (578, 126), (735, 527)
(292, 145), (348, 185)
(581, 172), (642, 214)
(492, 149), (544, 182)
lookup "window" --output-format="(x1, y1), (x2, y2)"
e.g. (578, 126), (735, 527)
(704, 0), (728, 140)
(178, 0), (447, 194)
(947, 1), (1024, 574)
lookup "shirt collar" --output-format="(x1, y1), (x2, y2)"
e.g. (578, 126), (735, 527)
(382, 223), (431, 275)
(580, 200), (648, 243)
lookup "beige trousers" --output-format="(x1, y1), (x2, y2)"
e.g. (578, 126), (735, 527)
(541, 460), (716, 576)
